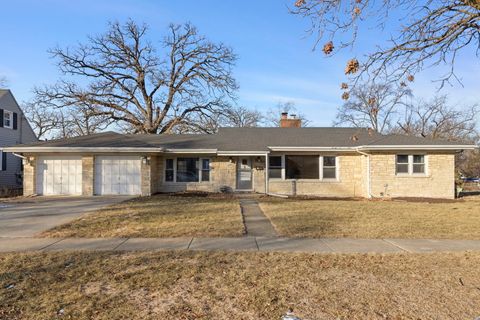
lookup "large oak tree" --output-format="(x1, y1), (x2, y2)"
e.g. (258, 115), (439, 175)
(34, 20), (237, 134)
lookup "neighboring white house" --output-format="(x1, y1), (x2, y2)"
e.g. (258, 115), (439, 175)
(0, 89), (37, 191)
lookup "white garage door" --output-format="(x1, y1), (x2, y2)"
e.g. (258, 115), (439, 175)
(36, 156), (82, 195)
(95, 156), (142, 195)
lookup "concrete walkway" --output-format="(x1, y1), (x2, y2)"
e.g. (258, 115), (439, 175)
(2, 237), (480, 253)
(240, 199), (277, 237)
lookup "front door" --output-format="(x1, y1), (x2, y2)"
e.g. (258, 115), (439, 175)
(237, 157), (253, 190)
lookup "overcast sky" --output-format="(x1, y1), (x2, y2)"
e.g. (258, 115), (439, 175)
(1, 0), (479, 126)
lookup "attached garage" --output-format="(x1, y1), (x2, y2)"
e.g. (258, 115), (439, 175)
(36, 156), (82, 195)
(94, 156), (142, 195)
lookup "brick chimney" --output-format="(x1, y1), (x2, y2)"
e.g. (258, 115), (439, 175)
(280, 113), (301, 128)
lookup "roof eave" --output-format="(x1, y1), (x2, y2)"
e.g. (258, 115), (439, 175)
(163, 148), (218, 154)
(358, 145), (478, 151)
(268, 146), (356, 152)
(217, 151), (268, 156)
(1, 147), (164, 153)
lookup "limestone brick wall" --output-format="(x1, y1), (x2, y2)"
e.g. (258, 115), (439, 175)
(82, 155), (94, 196)
(156, 156), (237, 193)
(252, 157), (266, 193)
(369, 152), (455, 199)
(23, 155), (36, 196)
(268, 154), (366, 197)
(211, 156), (236, 192)
(141, 157), (152, 196)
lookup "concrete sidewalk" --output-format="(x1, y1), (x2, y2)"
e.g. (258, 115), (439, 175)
(2, 237), (480, 253)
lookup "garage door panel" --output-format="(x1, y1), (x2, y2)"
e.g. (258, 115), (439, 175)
(36, 156), (82, 195)
(95, 156), (141, 195)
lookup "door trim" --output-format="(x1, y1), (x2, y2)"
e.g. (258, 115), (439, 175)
(236, 157), (253, 191)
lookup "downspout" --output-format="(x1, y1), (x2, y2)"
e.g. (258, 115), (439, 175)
(356, 149), (372, 199)
(12, 152), (26, 160)
(265, 152), (269, 194)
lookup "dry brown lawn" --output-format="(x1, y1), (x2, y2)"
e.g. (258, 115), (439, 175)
(1, 251), (479, 319)
(260, 198), (480, 239)
(42, 194), (243, 238)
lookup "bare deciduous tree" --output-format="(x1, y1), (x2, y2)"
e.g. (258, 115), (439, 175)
(173, 105), (262, 133)
(457, 149), (480, 178)
(62, 106), (113, 138)
(23, 102), (60, 140)
(293, 0), (480, 87)
(263, 101), (310, 127)
(34, 20), (237, 134)
(395, 96), (479, 142)
(335, 81), (412, 133)
(24, 102), (111, 140)
(224, 105), (263, 128)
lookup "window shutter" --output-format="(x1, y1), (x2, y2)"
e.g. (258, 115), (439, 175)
(13, 112), (18, 130)
(1, 152), (6, 171)
(0, 109), (3, 128)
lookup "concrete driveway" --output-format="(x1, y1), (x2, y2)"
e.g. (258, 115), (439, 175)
(0, 196), (133, 237)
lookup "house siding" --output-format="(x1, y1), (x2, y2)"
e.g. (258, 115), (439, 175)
(268, 153), (366, 197)
(23, 155), (36, 196)
(155, 156), (238, 193)
(82, 155), (94, 196)
(0, 91), (37, 189)
(20, 151), (457, 199)
(369, 152), (455, 199)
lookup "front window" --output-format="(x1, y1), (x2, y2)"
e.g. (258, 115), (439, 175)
(322, 156), (336, 179)
(412, 155), (425, 174)
(396, 154), (426, 175)
(165, 159), (174, 182)
(396, 155), (409, 174)
(201, 159), (210, 182)
(286, 155), (319, 179)
(268, 156), (282, 179)
(177, 158), (199, 182)
(164, 158), (211, 183)
(3, 110), (12, 129)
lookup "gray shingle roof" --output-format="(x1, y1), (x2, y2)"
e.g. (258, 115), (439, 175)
(5, 127), (475, 152)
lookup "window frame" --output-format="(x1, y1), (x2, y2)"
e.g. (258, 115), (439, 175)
(321, 156), (338, 180)
(268, 155), (284, 180)
(163, 157), (211, 183)
(164, 158), (175, 182)
(268, 154), (339, 182)
(285, 155), (320, 180)
(395, 154), (410, 175)
(395, 154), (428, 176)
(3, 110), (13, 129)
(201, 158), (210, 182)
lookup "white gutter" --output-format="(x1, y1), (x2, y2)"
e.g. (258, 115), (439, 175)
(358, 145), (478, 151)
(217, 151), (268, 156)
(268, 146), (355, 152)
(355, 149), (372, 199)
(164, 149), (217, 154)
(12, 152), (26, 159)
(2, 147), (164, 153)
